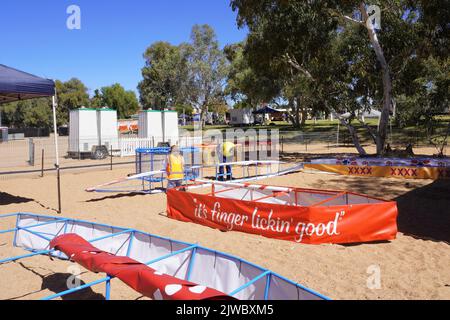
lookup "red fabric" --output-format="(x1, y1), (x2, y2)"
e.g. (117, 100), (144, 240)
(50, 234), (233, 300)
(167, 189), (398, 245)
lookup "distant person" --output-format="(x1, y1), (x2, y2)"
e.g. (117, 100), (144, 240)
(165, 145), (185, 189)
(217, 141), (235, 181)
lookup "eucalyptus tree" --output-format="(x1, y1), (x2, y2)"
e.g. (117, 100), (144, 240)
(231, 0), (449, 155)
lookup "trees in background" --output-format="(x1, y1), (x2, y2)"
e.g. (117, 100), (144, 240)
(224, 42), (280, 110)
(0, 98), (53, 128)
(230, 0), (450, 155)
(55, 78), (90, 126)
(138, 41), (189, 109)
(185, 25), (229, 127)
(138, 24), (228, 128)
(1, 78), (89, 128)
(1, 78), (139, 127)
(94, 84), (139, 119)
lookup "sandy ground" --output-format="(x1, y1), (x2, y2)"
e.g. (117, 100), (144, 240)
(0, 163), (449, 300)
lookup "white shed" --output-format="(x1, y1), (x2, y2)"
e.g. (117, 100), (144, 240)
(229, 108), (254, 125)
(98, 108), (119, 150)
(69, 107), (119, 155)
(138, 110), (179, 146)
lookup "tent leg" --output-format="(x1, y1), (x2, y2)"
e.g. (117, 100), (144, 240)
(56, 165), (62, 213)
(52, 95), (62, 214)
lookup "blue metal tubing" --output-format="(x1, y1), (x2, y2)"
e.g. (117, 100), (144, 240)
(185, 247), (197, 281)
(229, 271), (271, 297)
(144, 245), (197, 266)
(41, 243), (197, 300)
(105, 279), (111, 300)
(13, 212), (193, 248)
(0, 213), (19, 219)
(0, 249), (54, 264)
(41, 276), (111, 300)
(0, 228), (17, 235)
(0, 229), (135, 265)
(7, 218), (69, 243)
(19, 227), (53, 242)
(125, 232), (135, 257)
(191, 245), (328, 299)
(89, 229), (135, 244)
(19, 218), (69, 231)
(4, 213), (329, 300)
(264, 273), (272, 300)
(270, 272), (331, 301)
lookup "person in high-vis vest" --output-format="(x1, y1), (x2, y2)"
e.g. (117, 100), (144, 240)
(217, 141), (235, 181)
(165, 145), (185, 189)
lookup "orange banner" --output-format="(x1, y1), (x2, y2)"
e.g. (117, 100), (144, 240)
(167, 189), (398, 245)
(304, 164), (450, 180)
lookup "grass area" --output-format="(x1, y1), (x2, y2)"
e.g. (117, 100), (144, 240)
(181, 116), (449, 148)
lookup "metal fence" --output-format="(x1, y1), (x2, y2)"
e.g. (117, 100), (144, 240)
(0, 129), (445, 179)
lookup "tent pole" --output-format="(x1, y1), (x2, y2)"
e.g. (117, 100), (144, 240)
(52, 95), (62, 214)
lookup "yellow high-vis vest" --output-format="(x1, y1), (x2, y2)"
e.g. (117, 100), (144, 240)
(166, 154), (184, 180)
(223, 142), (235, 157)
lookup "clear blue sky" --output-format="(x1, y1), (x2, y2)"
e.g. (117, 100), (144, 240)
(0, 0), (247, 97)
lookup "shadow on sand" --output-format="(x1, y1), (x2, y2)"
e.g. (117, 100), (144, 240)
(308, 176), (450, 243)
(0, 192), (33, 206)
(395, 179), (450, 243)
(7, 263), (105, 300)
(40, 273), (105, 300)
(85, 191), (163, 202)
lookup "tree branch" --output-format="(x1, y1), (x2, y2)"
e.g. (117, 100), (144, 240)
(283, 53), (314, 80)
(342, 15), (364, 26)
(357, 118), (378, 145)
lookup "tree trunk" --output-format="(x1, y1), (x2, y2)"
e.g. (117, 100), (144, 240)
(200, 101), (209, 130)
(360, 2), (392, 156)
(339, 117), (367, 156)
(300, 105), (307, 127)
(288, 98), (301, 128)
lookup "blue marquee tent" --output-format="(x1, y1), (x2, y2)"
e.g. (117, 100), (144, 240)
(252, 106), (282, 114)
(0, 64), (55, 104)
(0, 64), (61, 213)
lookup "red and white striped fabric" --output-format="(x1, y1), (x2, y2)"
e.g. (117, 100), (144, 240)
(50, 234), (234, 300)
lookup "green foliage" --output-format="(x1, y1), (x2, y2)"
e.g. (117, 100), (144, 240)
(224, 42), (279, 108)
(1, 78), (89, 128)
(0, 98), (52, 128)
(174, 104), (193, 116)
(99, 84), (139, 119)
(181, 24), (229, 127)
(230, 0), (450, 153)
(138, 24), (228, 127)
(55, 78), (90, 125)
(138, 41), (189, 109)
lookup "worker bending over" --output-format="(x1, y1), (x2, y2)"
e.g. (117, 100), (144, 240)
(165, 145), (185, 189)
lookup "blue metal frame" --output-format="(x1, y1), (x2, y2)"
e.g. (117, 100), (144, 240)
(136, 147), (201, 185)
(0, 213), (330, 300)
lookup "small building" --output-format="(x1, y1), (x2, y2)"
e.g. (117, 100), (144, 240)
(138, 110), (179, 146)
(68, 107), (119, 159)
(229, 108), (254, 125)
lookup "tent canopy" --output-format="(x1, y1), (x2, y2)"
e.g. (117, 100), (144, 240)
(253, 106), (282, 114)
(0, 64), (55, 104)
